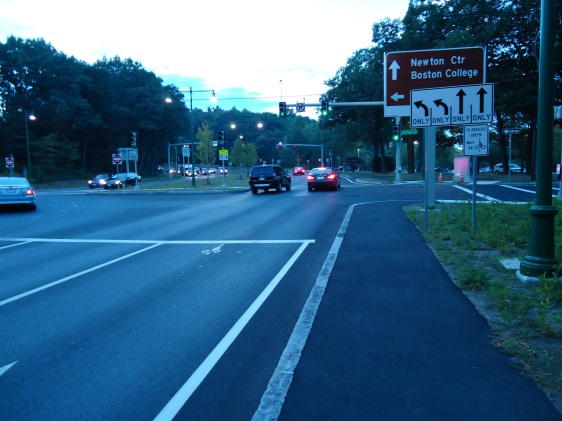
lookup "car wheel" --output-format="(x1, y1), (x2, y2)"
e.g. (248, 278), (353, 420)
(286, 183), (291, 191)
(251, 186), (258, 194)
(276, 183), (282, 193)
(308, 186), (313, 192)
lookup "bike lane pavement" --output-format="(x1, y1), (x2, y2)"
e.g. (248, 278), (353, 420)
(276, 201), (560, 420)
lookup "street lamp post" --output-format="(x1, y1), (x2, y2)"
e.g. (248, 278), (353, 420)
(25, 111), (36, 179)
(188, 87), (216, 187)
(230, 122), (263, 176)
(167, 88), (215, 187)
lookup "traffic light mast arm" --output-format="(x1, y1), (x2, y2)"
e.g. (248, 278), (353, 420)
(283, 101), (384, 107)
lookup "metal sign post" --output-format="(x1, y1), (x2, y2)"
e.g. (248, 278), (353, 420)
(464, 124), (490, 230)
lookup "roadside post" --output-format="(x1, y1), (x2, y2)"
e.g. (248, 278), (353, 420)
(519, 0), (558, 279)
(464, 124), (490, 230)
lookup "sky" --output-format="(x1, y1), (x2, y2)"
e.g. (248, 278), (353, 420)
(0, 0), (410, 119)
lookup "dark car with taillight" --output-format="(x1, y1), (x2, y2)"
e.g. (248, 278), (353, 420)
(248, 165), (292, 194)
(103, 172), (142, 189)
(307, 167), (341, 191)
(293, 166), (305, 175)
(0, 177), (36, 210)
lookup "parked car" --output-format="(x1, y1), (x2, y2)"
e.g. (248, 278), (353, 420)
(0, 177), (36, 210)
(493, 163), (522, 174)
(307, 167), (341, 191)
(103, 172), (141, 189)
(88, 173), (110, 188)
(293, 166), (305, 175)
(248, 165), (292, 194)
(218, 167), (229, 175)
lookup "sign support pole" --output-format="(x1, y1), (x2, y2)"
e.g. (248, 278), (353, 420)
(395, 117), (402, 183)
(472, 156), (477, 230)
(423, 127), (436, 232)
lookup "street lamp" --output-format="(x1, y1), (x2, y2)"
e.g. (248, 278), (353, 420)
(188, 87), (216, 187)
(167, 88), (216, 187)
(230, 121), (263, 142)
(25, 111), (36, 179)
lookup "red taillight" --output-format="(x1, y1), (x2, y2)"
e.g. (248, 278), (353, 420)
(307, 175), (314, 181)
(26, 188), (35, 196)
(327, 174), (337, 180)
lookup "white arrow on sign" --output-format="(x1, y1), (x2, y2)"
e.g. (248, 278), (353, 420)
(410, 83), (494, 127)
(389, 60), (400, 80)
(391, 92), (405, 102)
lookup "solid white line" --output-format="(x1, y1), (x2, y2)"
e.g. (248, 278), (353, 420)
(251, 203), (357, 421)
(0, 243), (162, 308)
(0, 237), (312, 245)
(154, 240), (313, 421)
(452, 184), (501, 202)
(0, 361), (17, 377)
(0, 241), (31, 250)
(502, 184), (558, 198)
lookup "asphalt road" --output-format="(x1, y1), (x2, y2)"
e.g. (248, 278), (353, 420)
(0, 175), (556, 420)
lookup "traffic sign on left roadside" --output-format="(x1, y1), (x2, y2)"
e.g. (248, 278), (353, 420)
(112, 154), (122, 164)
(5, 157), (14, 168)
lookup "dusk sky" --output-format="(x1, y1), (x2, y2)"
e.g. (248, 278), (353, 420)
(0, 0), (410, 118)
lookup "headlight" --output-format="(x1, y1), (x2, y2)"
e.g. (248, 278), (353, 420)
(100, 179), (106, 185)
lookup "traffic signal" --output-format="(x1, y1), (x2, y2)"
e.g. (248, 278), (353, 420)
(129, 131), (137, 147)
(218, 131), (225, 145)
(279, 102), (287, 118)
(392, 126), (400, 141)
(321, 101), (328, 116)
(277, 142), (283, 149)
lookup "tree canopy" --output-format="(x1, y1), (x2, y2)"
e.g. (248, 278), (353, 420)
(1, 2), (560, 180)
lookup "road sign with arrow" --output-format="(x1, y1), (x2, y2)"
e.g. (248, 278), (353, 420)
(384, 46), (485, 117)
(410, 83), (494, 127)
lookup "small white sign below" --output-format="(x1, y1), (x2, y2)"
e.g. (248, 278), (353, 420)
(464, 125), (489, 156)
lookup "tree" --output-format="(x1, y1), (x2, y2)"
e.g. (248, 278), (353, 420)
(196, 123), (215, 184)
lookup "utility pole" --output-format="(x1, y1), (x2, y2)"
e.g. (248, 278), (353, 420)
(519, 0), (558, 279)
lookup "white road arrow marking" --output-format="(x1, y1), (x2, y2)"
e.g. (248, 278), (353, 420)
(202, 244), (224, 255)
(389, 60), (400, 80)
(0, 361), (17, 377)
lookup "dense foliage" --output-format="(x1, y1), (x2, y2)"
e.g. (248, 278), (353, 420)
(1, 1), (560, 181)
(321, 0), (561, 174)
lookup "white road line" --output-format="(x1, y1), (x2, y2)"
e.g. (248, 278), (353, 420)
(0, 238), (312, 245)
(0, 243), (162, 308)
(452, 184), (502, 202)
(502, 184), (558, 198)
(251, 202), (358, 421)
(0, 361), (17, 377)
(0, 241), (31, 250)
(154, 240), (313, 421)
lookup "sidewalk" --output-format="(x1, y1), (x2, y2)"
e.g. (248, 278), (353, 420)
(278, 201), (560, 420)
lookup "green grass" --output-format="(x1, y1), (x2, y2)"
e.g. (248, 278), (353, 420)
(406, 201), (562, 411)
